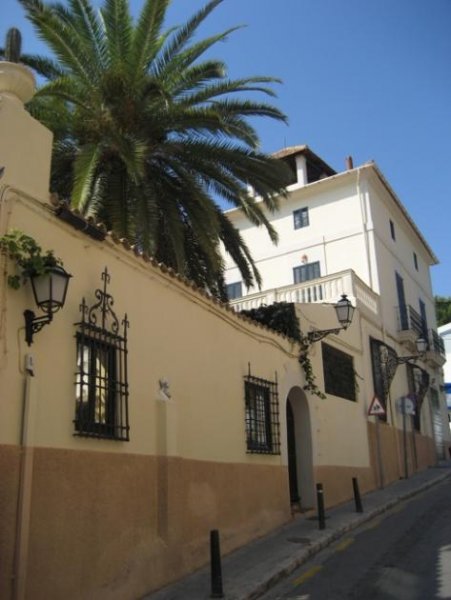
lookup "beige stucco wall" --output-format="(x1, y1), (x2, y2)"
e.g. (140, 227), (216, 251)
(0, 188), (304, 598)
(0, 187), (441, 599)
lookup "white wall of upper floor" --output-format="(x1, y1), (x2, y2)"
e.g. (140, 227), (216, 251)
(438, 323), (451, 383)
(223, 162), (438, 339)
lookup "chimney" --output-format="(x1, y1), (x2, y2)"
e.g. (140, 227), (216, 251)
(345, 156), (354, 170)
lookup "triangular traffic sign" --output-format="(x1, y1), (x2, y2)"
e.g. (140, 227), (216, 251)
(368, 395), (386, 416)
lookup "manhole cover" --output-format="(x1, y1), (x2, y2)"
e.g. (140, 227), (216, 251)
(286, 537), (311, 544)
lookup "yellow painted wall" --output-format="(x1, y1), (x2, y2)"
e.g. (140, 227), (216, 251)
(0, 191), (301, 462)
(0, 73), (443, 598)
(0, 190), (302, 598)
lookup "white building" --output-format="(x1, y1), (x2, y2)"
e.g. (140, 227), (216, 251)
(438, 322), (451, 431)
(224, 145), (449, 458)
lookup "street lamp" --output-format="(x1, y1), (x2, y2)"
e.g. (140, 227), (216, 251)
(380, 336), (427, 370)
(378, 335), (428, 480)
(307, 294), (355, 343)
(24, 265), (72, 345)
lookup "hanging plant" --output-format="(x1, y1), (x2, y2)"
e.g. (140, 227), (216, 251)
(298, 335), (326, 400)
(240, 302), (326, 399)
(0, 229), (62, 289)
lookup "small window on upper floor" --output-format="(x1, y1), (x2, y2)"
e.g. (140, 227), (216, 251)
(413, 252), (418, 271)
(389, 219), (396, 241)
(226, 281), (242, 300)
(293, 261), (320, 284)
(293, 207), (309, 229)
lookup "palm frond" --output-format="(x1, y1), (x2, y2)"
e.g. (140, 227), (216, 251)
(130, 0), (170, 80)
(100, 0), (133, 67)
(20, 52), (66, 79)
(19, 0), (98, 86)
(67, 0), (108, 72)
(71, 143), (102, 210)
(177, 76), (280, 105)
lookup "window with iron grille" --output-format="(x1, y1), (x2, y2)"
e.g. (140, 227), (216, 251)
(244, 370), (280, 454)
(74, 268), (129, 441)
(406, 363), (430, 432)
(293, 261), (320, 284)
(370, 338), (391, 421)
(322, 343), (356, 401)
(293, 207), (309, 229)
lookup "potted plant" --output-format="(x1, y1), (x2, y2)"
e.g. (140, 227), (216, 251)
(0, 229), (64, 289)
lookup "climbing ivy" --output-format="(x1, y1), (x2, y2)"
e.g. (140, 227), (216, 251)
(240, 302), (326, 399)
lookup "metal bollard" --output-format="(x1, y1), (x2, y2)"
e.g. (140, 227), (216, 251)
(352, 477), (363, 513)
(210, 529), (224, 598)
(316, 483), (326, 530)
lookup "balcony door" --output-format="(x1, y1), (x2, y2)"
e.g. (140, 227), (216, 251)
(419, 299), (428, 338)
(396, 272), (408, 330)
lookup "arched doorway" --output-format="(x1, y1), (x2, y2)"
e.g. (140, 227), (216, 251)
(286, 387), (314, 509)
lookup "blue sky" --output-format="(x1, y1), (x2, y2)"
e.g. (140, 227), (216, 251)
(2, 0), (450, 295)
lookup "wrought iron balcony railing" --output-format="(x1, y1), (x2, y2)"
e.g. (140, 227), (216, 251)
(429, 329), (445, 355)
(397, 304), (426, 337)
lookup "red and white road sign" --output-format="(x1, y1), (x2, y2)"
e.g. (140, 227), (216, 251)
(368, 395), (386, 416)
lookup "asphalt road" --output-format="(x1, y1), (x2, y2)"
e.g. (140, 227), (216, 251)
(260, 478), (451, 600)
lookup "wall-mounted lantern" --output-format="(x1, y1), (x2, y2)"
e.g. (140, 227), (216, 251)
(380, 335), (427, 370)
(307, 294), (355, 343)
(24, 265), (71, 345)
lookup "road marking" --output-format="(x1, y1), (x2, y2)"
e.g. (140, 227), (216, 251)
(388, 504), (405, 514)
(292, 565), (323, 586)
(363, 517), (381, 530)
(335, 537), (354, 551)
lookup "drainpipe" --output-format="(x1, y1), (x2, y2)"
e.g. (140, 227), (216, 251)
(12, 354), (36, 600)
(357, 169), (375, 291)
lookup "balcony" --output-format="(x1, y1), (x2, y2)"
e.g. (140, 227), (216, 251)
(397, 304), (426, 351)
(229, 269), (380, 318)
(396, 306), (446, 367)
(425, 329), (446, 368)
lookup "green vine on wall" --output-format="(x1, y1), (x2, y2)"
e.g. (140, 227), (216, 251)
(240, 302), (326, 399)
(0, 229), (62, 289)
(298, 335), (326, 400)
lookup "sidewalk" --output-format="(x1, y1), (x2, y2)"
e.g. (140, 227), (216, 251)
(143, 463), (451, 600)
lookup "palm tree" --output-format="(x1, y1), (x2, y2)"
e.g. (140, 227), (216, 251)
(18, 0), (290, 298)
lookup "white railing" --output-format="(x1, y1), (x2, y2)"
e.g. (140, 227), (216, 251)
(231, 269), (380, 316)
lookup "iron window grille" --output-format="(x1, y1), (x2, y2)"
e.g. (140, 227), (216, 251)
(322, 342), (356, 401)
(293, 207), (309, 229)
(370, 338), (395, 422)
(74, 268), (130, 441)
(244, 367), (280, 454)
(406, 363), (430, 432)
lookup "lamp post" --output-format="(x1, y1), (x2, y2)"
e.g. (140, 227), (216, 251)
(24, 265), (71, 345)
(307, 294), (355, 343)
(379, 336), (428, 479)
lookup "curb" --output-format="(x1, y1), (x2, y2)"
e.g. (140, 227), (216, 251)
(242, 469), (451, 600)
